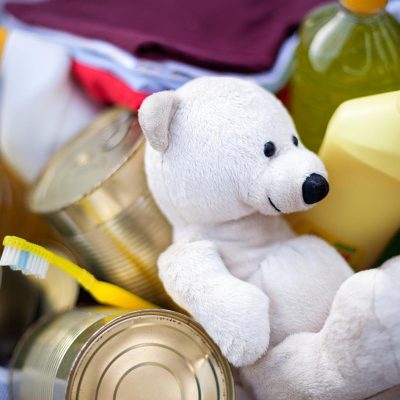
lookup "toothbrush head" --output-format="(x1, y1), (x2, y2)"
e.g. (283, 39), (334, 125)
(0, 240), (49, 279)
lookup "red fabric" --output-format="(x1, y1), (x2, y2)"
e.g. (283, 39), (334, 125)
(72, 61), (149, 110)
(277, 84), (291, 108)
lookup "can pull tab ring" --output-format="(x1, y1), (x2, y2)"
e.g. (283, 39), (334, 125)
(102, 114), (131, 151)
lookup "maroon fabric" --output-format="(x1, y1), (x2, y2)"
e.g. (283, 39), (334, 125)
(7, 0), (327, 72)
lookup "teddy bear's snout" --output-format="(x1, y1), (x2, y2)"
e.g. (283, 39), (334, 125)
(302, 173), (329, 204)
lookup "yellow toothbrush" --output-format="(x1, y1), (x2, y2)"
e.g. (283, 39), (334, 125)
(0, 236), (157, 310)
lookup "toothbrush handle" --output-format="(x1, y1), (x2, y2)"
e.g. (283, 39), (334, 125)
(50, 252), (97, 289)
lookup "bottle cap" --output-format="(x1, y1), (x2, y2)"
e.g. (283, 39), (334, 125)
(340, 0), (388, 14)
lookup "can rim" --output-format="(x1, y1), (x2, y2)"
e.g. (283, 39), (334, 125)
(28, 108), (144, 215)
(8, 309), (67, 400)
(66, 308), (235, 400)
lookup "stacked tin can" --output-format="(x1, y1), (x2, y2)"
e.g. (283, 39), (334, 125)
(13, 108), (235, 400)
(29, 108), (172, 306)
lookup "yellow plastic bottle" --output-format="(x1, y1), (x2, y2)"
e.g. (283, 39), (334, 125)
(290, 0), (400, 152)
(288, 90), (400, 271)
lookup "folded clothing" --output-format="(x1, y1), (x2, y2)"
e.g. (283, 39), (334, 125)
(0, 23), (295, 184)
(3, 15), (299, 93)
(6, 0), (326, 72)
(70, 32), (296, 107)
(70, 32), (298, 94)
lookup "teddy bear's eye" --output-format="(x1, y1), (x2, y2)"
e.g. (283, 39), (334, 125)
(264, 141), (276, 158)
(292, 136), (299, 146)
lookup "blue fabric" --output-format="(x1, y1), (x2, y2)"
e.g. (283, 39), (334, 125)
(71, 34), (298, 93)
(0, 367), (9, 400)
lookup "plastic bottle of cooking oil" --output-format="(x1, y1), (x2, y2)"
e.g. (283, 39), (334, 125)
(290, 0), (400, 152)
(288, 90), (400, 271)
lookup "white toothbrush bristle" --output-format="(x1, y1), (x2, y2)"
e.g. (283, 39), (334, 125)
(0, 246), (18, 267)
(0, 246), (49, 279)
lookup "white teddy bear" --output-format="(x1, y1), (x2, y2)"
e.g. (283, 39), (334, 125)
(139, 77), (400, 400)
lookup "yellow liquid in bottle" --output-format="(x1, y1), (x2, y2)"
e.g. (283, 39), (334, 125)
(290, 3), (400, 152)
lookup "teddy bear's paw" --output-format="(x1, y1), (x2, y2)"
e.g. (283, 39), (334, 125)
(158, 239), (270, 367)
(203, 279), (270, 367)
(158, 240), (230, 298)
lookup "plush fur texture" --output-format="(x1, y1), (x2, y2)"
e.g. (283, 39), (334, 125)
(139, 77), (400, 400)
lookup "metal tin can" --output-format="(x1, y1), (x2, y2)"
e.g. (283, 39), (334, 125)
(10, 308), (234, 400)
(28, 108), (172, 305)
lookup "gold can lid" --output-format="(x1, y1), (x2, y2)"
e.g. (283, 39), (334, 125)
(29, 108), (142, 213)
(68, 310), (234, 400)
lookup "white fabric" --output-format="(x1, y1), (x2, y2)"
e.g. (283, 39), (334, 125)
(140, 77), (400, 400)
(0, 29), (99, 182)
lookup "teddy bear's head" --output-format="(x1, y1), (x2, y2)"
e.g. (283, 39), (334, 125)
(139, 77), (329, 225)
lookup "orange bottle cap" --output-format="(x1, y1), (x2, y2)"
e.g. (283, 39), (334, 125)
(340, 0), (388, 14)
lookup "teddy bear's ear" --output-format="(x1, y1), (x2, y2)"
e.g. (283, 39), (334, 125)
(138, 91), (179, 152)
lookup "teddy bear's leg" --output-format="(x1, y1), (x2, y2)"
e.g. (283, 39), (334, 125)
(241, 256), (400, 400)
(158, 239), (270, 367)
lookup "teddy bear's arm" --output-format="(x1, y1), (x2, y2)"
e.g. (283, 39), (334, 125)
(158, 239), (270, 367)
(241, 256), (400, 400)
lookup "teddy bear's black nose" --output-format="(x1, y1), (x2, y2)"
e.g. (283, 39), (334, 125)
(302, 173), (329, 204)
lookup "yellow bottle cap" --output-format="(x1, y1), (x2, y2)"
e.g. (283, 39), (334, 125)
(340, 0), (388, 14)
